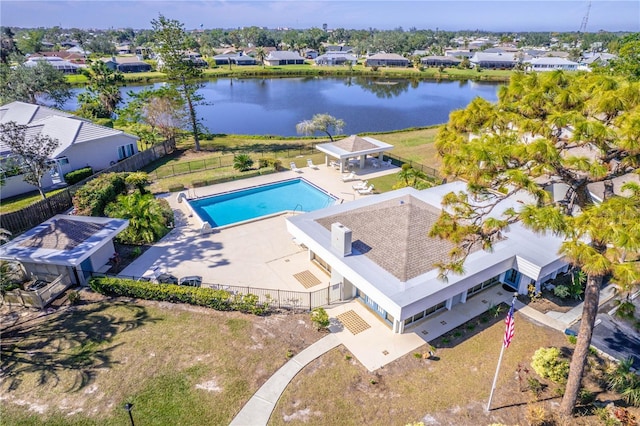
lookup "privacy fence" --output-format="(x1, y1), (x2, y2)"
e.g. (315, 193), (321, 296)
(0, 141), (175, 235)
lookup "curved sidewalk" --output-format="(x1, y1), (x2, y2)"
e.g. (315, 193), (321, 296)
(230, 333), (341, 426)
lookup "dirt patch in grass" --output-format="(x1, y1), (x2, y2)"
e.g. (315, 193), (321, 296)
(0, 294), (322, 425)
(270, 313), (638, 426)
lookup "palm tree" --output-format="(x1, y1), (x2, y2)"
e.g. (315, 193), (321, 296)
(105, 193), (169, 244)
(254, 46), (267, 68)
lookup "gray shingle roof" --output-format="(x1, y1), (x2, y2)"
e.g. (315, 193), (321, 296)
(19, 218), (106, 250)
(332, 135), (379, 152)
(316, 195), (473, 282)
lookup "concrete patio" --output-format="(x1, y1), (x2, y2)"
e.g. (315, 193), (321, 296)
(119, 163), (398, 291)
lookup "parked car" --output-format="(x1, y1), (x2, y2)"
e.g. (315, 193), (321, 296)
(178, 276), (202, 287)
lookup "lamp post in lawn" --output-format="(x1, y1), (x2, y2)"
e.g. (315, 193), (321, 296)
(124, 402), (135, 426)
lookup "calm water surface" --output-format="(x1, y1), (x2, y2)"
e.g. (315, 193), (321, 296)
(63, 77), (500, 136)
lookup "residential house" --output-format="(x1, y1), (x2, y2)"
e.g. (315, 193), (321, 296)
(525, 57), (579, 72)
(102, 56), (152, 73)
(286, 181), (569, 333)
(314, 51), (357, 66)
(324, 45), (355, 53)
(365, 53), (409, 68)
(420, 56), (462, 67)
(303, 49), (318, 59)
(23, 56), (81, 74)
(444, 50), (474, 59)
(0, 102), (139, 198)
(470, 52), (518, 69)
(264, 51), (306, 66)
(212, 53), (257, 66)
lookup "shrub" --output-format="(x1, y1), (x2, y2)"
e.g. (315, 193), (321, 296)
(233, 154), (254, 172)
(73, 172), (128, 216)
(64, 167), (93, 185)
(68, 290), (81, 305)
(105, 193), (173, 244)
(615, 300), (635, 320)
(554, 285), (571, 299)
(167, 184), (185, 192)
(125, 171), (150, 194)
(311, 307), (330, 330)
(525, 403), (548, 426)
(531, 347), (570, 384)
(608, 358), (640, 407)
(89, 276), (268, 315)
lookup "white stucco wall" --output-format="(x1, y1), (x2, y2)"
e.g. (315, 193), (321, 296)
(59, 134), (139, 172)
(1, 173), (54, 199)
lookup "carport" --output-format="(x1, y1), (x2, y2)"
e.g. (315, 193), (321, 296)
(315, 135), (394, 172)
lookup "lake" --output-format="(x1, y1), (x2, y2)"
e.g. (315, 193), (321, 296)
(63, 77), (501, 136)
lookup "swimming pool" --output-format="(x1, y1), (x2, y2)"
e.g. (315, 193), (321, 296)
(188, 179), (337, 227)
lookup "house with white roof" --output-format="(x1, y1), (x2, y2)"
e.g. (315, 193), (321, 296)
(286, 181), (569, 333)
(470, 52), (518, 69)
(525, 57), (579, 72)
(0, 101), (139, 198)
(264, 51), (305, 66)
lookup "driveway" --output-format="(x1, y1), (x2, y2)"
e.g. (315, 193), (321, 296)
(569, 293), (640, 368)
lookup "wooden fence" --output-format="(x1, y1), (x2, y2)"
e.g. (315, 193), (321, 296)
(0, 141), (174, 235)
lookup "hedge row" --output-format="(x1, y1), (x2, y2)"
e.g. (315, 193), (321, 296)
(64, 167), (93, 185)
(89, 276), (268, 315)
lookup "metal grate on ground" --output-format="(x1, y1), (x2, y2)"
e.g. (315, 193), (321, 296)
(337, 310), (371, 335)
(293, 270), (322, 289)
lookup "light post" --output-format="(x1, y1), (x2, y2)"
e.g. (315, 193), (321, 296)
(124, 402), (135, 426)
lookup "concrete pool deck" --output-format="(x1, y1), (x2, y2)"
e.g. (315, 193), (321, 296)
(119, 163), (399, 291)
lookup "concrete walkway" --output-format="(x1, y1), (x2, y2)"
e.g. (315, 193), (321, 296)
(230, 334), (341, 426)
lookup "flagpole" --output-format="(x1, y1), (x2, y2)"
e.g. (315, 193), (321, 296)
(486, 340), (506, 411)
(486, 293), (518, 412)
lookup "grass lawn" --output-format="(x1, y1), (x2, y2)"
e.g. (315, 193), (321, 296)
(0, 296), (322, 426)
(270, 314), (611, 426)
(66, 64), (512, 86)
(0, 188), (67, 214)
(2, 295), (618, 425)
(145, 127), (442, 193)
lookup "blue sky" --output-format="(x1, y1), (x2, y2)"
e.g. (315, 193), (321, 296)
(1, 0), (639, 32)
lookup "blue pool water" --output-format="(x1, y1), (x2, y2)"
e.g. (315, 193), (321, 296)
(189, 179), (336, 227)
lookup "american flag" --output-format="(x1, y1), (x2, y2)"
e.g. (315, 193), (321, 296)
(503, 302), (515, 348)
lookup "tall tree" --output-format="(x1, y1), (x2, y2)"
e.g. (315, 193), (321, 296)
(1, 27), (22, 64)
(0, 61), (71, 107)
(432, 71), (640, 418)
(15, 29), (45, 54)
(151, 14), (205, 151)
(0, 121), (59, 200)
(296, 113), (345, 142)
(77, 60), (124, 118)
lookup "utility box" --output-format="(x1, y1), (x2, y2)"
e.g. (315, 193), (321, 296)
(331, 222), (352, 256)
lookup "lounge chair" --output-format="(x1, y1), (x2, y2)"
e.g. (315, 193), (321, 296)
(357, 185), (375, 195)
(371, 160), (380, 169)
(307, 159), (319, 169)
(384, 158), (393, 167)
(341, 171), (358, 182)
(290, 162), (303, 173)
(329, 160), (340, 169)
(352, 180), (368, 190)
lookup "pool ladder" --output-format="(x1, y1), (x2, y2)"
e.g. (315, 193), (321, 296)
(292, 203), (304, 214)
